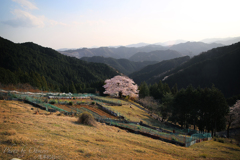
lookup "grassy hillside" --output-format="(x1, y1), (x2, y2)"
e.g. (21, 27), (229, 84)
(129, 56), (190, 84)
(81, 56), (158, 75)
(0, 37), (118, 92)
(1, 100), (240, 159)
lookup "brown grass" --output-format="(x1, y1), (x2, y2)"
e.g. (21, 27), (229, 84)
(0, 100), (240, 160)
(2, 129), (17, 135)
(4, 134), (32, 145)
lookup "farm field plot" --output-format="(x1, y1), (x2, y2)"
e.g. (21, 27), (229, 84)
(1, 100), (240, 160)
(73, 105), (117, 119)
(82, 105), (118, 119)
(106, 104), (157, 123)
(109, 122), (187, 144)
(92, 96), (130, 105)
(53, 104), (73, 112)
(105, 104), (183, 133)
(49, 98), (92, 103)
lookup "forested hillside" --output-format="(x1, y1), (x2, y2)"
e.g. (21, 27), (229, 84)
(0, 37), (118, 93)
(128, 50), (183, 62)
(81, 56), (158, 75)
(130, 56), (190, 84)
(151, 42), (240, 98)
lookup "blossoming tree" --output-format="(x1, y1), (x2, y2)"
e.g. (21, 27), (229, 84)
(103, 75), (139, 98)
(226, 100), (240, 138)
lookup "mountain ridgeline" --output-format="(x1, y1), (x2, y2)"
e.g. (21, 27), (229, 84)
(60, 42), (223, 60)
(0, 37), (118, 93)
(143, 42), (240, 98)
(128, 50), (183, 62)
(129, 56), (190, 84)
(60, 45), (166, 59)
(80, 56), (158, 75)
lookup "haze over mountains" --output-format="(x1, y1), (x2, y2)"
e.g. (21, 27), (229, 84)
(60, 41), (223, 61)
(81, 56), (158, 75)
(201, 36), (240, 45)
(128, 50), (182, 62)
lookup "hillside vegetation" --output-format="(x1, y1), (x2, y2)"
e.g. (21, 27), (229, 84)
(143, 42), (240, 98)
(128, 50), (182, 62)
(81, 56), (158, 75)
(130, 56), (190, 84)
(0, 37), (118, 93)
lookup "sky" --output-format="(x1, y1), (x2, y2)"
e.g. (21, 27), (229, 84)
(0, 0), (240, 49)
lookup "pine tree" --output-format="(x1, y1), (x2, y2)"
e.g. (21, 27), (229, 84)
(41, 76), (48, 91)
(139, 81), (149, 98)
(69, 81), (77, 93)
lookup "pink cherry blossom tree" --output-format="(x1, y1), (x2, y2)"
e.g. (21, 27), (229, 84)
(226, 100), (240, 138)
(103, 75), (139, 98)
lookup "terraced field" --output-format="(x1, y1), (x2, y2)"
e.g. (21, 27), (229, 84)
(53, 104), (73, 112)
(82, 105), (118, 119)
(92, 96), (130, 105)
(73, 105), (117, 119)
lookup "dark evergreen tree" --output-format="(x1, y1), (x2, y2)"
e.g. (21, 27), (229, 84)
(171, 83), (178, 95)
(139, 81), (149, 98)
(69, 81), (77, 93)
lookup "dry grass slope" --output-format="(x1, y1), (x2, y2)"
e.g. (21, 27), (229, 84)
(0, 100), (240, 160)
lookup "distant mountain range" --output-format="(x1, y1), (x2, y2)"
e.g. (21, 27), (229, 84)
(201, 36), (240, 45)
(81, 56), (158, 75)
(60, 42), (223, 61)
(167, 42), (223, 56)
(60, 45), (166, 59)
(135, 41), (240, 98)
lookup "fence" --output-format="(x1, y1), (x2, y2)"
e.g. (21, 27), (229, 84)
(98, 119), (212, 147)
(96, 101), (125, 118)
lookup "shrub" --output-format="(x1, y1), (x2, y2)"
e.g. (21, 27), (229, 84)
(77, 112), (96, 126)
(68, 101), (73, 105)
(218, 138), (225, 143)
(171, 137), (177, 141)
(91, 101), (95, 105)
(199, 154), (207, 158)
(49, 100), (56, 104)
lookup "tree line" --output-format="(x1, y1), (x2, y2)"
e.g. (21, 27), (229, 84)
(138, 81), (230, 135)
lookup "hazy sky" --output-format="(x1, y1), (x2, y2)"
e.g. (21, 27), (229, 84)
(1, 0), (240, 49)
